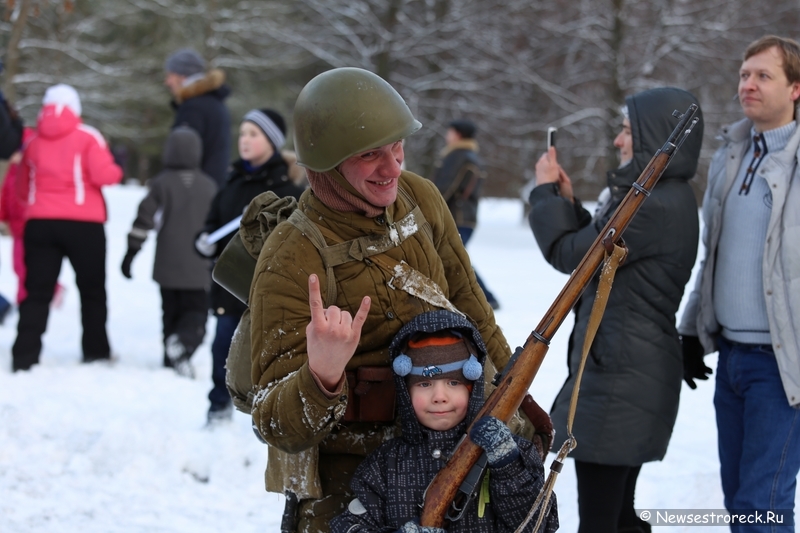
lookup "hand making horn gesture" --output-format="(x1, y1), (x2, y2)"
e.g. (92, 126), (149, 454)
(306, 273), (371, 391)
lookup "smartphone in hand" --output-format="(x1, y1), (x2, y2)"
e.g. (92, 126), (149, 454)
(547, 127), (557, 149)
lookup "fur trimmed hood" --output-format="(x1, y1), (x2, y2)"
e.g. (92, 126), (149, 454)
(439, 137), (479, 158)
(174, 69), (229, 105)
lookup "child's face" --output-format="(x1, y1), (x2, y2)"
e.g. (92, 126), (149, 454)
(409, 378), (470, 431)
(238, 122), (274, 167)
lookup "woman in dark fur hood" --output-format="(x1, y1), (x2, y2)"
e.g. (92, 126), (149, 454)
(331, 310), (559, 533)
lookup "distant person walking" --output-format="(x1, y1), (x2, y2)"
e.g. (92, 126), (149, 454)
(122, 126), (217, 378)
(164, 48), (232, 187)
(12, 84), (122, 371)
(0, 61), (24, 322)
(431, 119), (499, 310)
(0, 126), (65, 309)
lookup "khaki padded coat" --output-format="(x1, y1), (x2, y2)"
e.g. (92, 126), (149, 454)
(249, 170), (511, 498)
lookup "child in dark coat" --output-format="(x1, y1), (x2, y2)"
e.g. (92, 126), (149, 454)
(121, 125), (217, 377)
(331, 310), (559, 533)
(193, 108), (305, 423)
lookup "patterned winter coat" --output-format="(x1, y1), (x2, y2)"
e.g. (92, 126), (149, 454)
(330, 311), (559, 533)
(249, 170), (511, 499)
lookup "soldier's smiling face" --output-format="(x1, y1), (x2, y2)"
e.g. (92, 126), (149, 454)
(339, 141), (404, 207)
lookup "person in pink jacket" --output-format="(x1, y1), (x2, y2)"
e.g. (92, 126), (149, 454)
(11, 84), (122, 372)
(0, 127), (66, 308)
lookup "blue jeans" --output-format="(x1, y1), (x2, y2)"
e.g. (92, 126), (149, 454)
(208, 313), (241, 409)
(715, 337), (800, 532)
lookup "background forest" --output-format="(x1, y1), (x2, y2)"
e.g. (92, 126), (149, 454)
(2, 0), (798, 199)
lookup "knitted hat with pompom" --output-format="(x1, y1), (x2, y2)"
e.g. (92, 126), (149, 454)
(393, 330), (483, 386)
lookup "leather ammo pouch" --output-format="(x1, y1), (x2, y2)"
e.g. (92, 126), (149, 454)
(343, 366), (396, 423)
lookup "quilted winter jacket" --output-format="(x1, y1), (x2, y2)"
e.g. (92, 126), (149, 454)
(249, 170), (511, 498)
(679, 116), (800, 407)
(529, 87), (703, 465)
(127, 127), (217, 290)
(330, 310), (558, 533)
(19, 104), (121, 222)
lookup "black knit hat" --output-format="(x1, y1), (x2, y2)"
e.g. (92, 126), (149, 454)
(448, 119), (477, 139)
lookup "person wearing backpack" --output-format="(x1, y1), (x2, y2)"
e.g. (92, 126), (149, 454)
(244, 67), (552, 533)
(194, 108), (304, 424)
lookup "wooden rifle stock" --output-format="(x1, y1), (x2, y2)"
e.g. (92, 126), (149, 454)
(420, 104), (699, 527)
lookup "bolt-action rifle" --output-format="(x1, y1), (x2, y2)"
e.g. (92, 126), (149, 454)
(420, 104), (700, 528)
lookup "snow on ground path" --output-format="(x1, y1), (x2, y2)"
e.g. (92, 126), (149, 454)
(0, 187), (796, 532)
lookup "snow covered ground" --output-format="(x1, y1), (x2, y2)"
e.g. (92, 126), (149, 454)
(0, 185), (795, 532)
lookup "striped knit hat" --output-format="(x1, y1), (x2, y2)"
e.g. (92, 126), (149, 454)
(242, 108), (286, 150)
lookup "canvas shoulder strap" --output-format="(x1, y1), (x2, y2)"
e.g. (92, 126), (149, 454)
(287, 189), (460, 314)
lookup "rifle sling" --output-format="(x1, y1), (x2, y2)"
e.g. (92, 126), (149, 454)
(515, 242), (627, 533)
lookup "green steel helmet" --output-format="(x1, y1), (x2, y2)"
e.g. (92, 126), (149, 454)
(293, 67), (422, 172)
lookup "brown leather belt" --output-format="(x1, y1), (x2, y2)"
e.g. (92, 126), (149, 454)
(343, 366), (396, 423)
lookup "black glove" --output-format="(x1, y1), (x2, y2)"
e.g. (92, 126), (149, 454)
(469, 415), (520, 467)
(121, 249), (138, 279)
(681, 335), (712, 389)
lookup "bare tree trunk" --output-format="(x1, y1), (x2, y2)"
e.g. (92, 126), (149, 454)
(3, 0), (33, 102)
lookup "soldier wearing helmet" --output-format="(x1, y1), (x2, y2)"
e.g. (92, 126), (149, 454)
(246, 68), (535, 532)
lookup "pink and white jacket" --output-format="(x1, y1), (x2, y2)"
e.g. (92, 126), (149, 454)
(19, 104), (122, 222)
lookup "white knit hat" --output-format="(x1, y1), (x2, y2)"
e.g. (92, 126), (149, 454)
(43, 84), (82, 117)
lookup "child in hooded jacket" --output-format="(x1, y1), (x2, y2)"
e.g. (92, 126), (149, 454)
(121, 126), (217, 378)
(12, 84), (122, 371)
(331, 310), (559, 533)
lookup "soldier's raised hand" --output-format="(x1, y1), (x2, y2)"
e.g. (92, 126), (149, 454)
(306, 273), (370, 391)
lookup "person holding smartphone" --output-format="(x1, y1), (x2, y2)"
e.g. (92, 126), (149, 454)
(527, 88), (705, 533)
